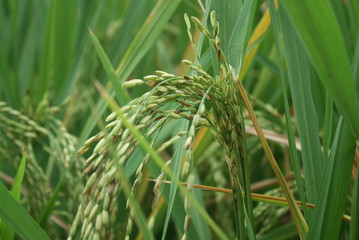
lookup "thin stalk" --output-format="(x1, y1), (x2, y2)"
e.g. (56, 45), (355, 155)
(236, 78), (308, 238)
(153, 179), (351, 223)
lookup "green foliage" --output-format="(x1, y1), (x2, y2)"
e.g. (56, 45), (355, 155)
(0, 1), (358, 240)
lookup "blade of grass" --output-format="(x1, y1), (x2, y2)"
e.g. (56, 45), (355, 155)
(115, 0), (181, 80)
(307, 119), (356, 239)
(0, 181), (50, 240)
(239, 98), (255, 230)
(36, 174), (63, 227)
(37, 0), (77, 104)
(56, 1), (106, 104)
(322, 94), (333, 161)
(0, 149), (26, 240)
(51, 0), (77, 103)
(161, 119), (189, 240)
(278, 4), (324, 207)
(268, 0), (308, 218)
(88, 28), (131, 105)
(280, 0), (359, 138)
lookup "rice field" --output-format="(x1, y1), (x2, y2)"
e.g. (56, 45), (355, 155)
(0, 0), (358, 239)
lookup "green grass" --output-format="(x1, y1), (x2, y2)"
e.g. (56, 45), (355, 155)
(0, 0), (358, 239)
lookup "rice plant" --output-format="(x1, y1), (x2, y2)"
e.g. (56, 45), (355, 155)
(1, 0), (359, 240)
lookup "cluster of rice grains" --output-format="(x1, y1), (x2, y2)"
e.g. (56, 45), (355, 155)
(70, 12), (247, 240)
(0, 100), (83, 234)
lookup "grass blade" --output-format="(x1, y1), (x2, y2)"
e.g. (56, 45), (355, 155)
(0, 181), (50, 240)
(307, 120), (356, 239)
(89, 28), (131, 105)
(161, 119), (189, 240)
(37, 0), (77, 104)
(268, 1), (309, 218)
(280, 6), (324, 205)
(281, 0), (359, 138)
(0, 150), (27, 240)
(115, 0), (182, 82)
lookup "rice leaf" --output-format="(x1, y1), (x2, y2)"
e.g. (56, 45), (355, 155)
(37, 0), (77, 104)
(161, 119), (189, 240)
(307, 120), (356, 239)
(0, 181), (49, 240)
(280, 6), (324, 205)
(268, 1), (309, 219)
(0, 150), (27, 240)
(280, 0), (359, 138)
(115, 0), (182, 82)
(89, 28), (131, 105)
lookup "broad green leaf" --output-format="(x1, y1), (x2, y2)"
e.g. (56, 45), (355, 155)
(210, 0), (243, 59)
(0, 181), (50, 240)
(281, 0), (359, 139)
(211, 0), (258, 74)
